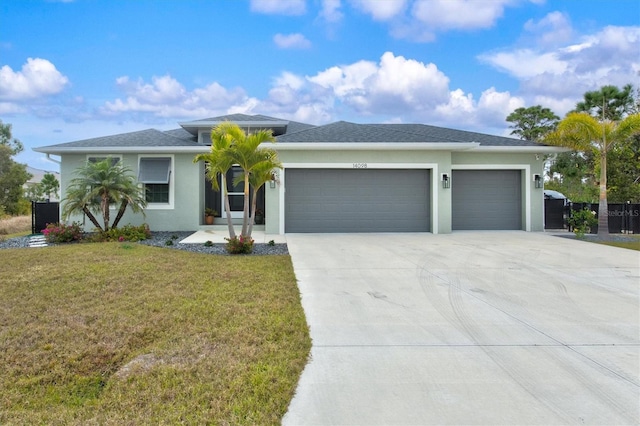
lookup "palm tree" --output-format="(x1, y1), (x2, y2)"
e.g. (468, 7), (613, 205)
(194, 123), (238, 239)
(196, 122), (277, 238)
(545, 112), (640, 236)
(245, 149), (282, 236)
(62, 158), (147, 232)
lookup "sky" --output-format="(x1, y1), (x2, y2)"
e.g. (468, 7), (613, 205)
(1, 0), (639, 171)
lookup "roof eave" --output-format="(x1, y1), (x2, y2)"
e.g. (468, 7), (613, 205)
(474, 146), (570, 153)
(272, 142), (481, 151)
(33, 146), (210, 155)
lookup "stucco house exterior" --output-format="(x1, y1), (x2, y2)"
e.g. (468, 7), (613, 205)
(35, 114), (561, 234)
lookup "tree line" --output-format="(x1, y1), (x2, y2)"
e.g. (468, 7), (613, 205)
(506, 84), (640, 237)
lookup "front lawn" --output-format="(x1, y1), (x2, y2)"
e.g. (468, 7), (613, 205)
(0, 243), (310, 424)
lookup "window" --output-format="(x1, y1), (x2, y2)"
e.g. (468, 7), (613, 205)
(138, 157), (171, 204)
(88, 156), (121, 166)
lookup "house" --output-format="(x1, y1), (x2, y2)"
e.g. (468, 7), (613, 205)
(34, 114), (562, 234)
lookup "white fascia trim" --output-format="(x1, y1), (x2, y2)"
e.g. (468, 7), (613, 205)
(34, 146), (210, 155)
(273, 142), (479, 151)
(474, 146), (569, 153)
(138, 154), (175, 210)
(451, 164), (531, 231)
(279, 162), (439, 235)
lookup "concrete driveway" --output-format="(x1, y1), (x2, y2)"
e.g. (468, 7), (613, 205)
(282, 232), (639, 425)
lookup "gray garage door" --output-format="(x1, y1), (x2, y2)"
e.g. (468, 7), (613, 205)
(285, 169), (430, 233)
(452, 170), (522, 230)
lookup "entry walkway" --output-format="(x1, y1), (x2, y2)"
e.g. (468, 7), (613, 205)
(283, 232), (639, 425)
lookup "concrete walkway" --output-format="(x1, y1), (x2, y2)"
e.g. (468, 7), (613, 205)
(282, 232), (639, 425)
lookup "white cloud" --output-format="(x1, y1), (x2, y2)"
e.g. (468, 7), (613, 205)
(0, 58), (69, 101)
(412, 0), (509, 30)
(101, 74), (248, 118)
(274, 33), (312, 49)
(479, 24), (640, 115)
(250, 0), (306, 15)
(524, 11), (573, 47)
(319, 0), (343, 23)
(308, 52), (450, 114)
(478, 49), (567, 79)
(349, 0), (407, 21)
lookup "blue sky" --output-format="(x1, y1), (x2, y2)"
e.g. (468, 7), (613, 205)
(1, 0), (639, 170)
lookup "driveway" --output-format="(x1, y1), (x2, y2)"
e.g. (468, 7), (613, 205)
(282, 232), (639, 425)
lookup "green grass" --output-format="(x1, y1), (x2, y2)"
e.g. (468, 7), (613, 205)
(0, 243), (311, 425)
(598, 238), (640, 251)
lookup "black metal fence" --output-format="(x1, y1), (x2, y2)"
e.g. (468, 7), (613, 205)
(32, 201), (59, 234)
(544, 200), (640, 234)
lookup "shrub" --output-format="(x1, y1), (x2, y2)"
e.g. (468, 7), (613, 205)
(204, 240), (213, 247)
(93, 224), (152, 242)
(225, 235), (254, 254)
(268, 239), (275, 247)
(568, 208), (598, 238)
(165, 239), (174, 246)
(43, 222), (84, 243)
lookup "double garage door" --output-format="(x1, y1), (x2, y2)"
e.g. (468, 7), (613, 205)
(285, 169), (430, 233)
(283, 168), (522, 232)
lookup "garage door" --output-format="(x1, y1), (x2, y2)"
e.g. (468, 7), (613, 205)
(452, 170), (522, 230)
(285, 169), (430, 233)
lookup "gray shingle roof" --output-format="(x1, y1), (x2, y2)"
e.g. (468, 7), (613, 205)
(37, 129), (200, 151)
(35, 115), (545, 152)
(276, 121), (541, 146)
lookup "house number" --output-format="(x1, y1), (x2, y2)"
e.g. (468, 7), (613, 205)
(353, 163), (367, 168)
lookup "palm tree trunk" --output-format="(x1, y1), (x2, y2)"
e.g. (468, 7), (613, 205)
(112, 200), (129, 229)
(102, 194), (110, 231)
(597, 149), (609, 237)
(241, 175), (250, 237)
(223, 188), (236, 239)
(82, 205), (103, 231)
(247, 187), (258, 237)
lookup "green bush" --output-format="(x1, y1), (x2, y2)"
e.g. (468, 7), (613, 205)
(568, 208), (598, 238)
(225, 235), (254, 254)
(43, 222), (84, 243)
(92, 224), (152, 242)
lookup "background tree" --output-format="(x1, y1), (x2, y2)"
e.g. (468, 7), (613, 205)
(506, 105), (559, 141)
(39, 172), (60, 200)
(0, 120), (24, 155)
(575, 84), (634, 121)
(62, 158), (146, 232)
(0, 145), (32, 215)
(26, 172), (60, 201)
(605, 133), (640, 202)
(545, 112), (640, 236)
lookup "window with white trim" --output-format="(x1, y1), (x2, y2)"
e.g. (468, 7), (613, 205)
(88, 156), (121, 166)
(138, 157), (171, 203)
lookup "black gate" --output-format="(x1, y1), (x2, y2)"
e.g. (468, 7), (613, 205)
(544, 199), (566, 229)
(32, 201), (59, 234)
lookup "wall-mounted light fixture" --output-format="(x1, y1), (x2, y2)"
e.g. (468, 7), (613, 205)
(441, 173), (450, 189)
(269, 171), (278, 188)
(533, 174), (542, 189)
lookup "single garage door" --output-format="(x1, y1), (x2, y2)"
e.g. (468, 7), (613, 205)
(452, 170), (522, 230)
(285, 169), (430, 233)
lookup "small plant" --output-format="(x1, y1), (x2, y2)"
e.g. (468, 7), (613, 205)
(43, 222), (84, 243)
(171, 234), (178, 240)
(568, 208), (597, 238)
(204, 208), (217, 217)
(204, 240), (213, 247)
(165, 239), (174, 246)
(225, 235), (254, 254)
(268, 239), (275, 246)
(92, 224), (152, 242)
